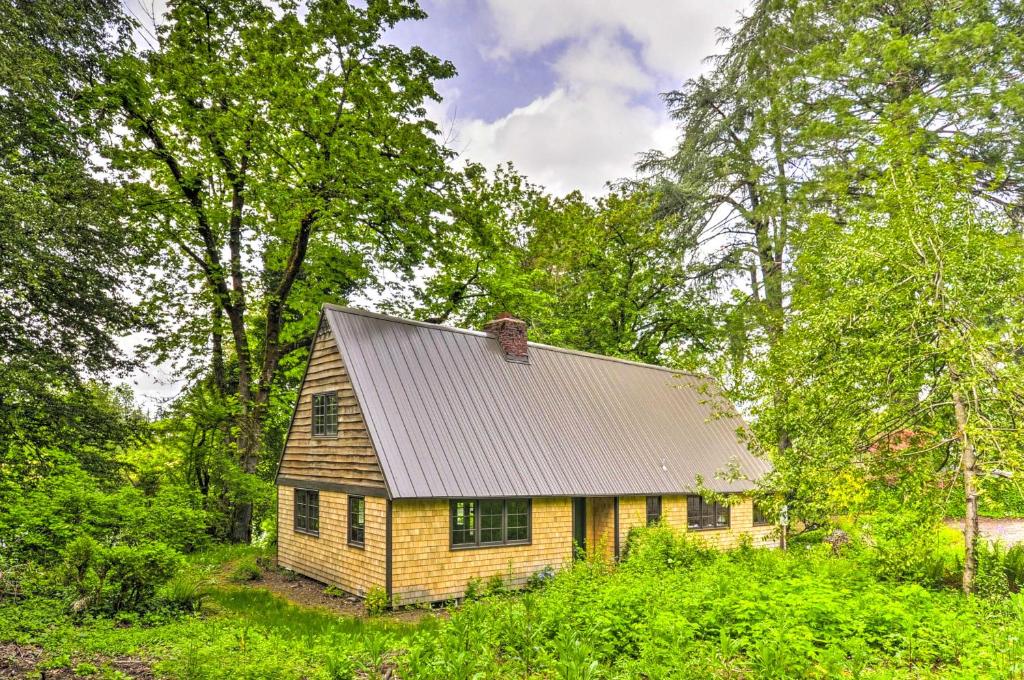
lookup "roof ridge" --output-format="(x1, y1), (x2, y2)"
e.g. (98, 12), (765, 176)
(321, 303), (705, 379)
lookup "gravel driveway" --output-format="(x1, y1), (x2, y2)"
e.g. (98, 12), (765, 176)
(945, 518), (1024, 546)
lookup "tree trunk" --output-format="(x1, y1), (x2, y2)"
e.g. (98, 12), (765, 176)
(953, 386), (979, 594)
(230, 407), (262, 543)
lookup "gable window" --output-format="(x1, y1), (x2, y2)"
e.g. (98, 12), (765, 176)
(752, 502), (771, 526)
(294, 489), (319, 535)
(348, 496), (365, 546)
(646, 496), (662, 526)
(450, 499), (532, 549)
(687, 495), (730, 530)
(312, 392), (338, 437)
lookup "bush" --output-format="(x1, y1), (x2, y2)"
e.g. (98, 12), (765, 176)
(464, 576), (483, 601)
(526, 566), (555, 590)
(228, 557), (261, 583)
(60, 536), (183, 615)
(401, 537), (1024, 679)
(158, 572), (209, 613)
(0, 470), (211, 565)
(620, 525), (716, 573)
(365, 585), (389, 616)
(1006, 544), (1024, 592)
(485, 574), (507, 597)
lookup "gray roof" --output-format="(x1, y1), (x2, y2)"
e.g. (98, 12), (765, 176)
(325, 305), (770, 499)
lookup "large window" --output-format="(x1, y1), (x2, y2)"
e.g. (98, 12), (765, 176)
(687, 496), (730, 530)
(450, 499), (532, 548)
(312, 392), (338, 437)
(646, 496), (662, 526)
(348, 496), (365, 546)
(294, 489), (319, 535)
(752, 502), (772, 526)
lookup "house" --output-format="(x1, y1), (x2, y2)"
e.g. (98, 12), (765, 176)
(274, 305), (775, 605)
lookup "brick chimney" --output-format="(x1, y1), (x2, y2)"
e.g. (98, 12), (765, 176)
(483, 313), (528, 363)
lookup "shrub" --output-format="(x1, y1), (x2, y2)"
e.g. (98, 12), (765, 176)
(485, 574), (507, 597)
(1006, 545), (1024, 593)
(621, 525), (716, 573)
(526, 566), (555, 590)
(228, 557), (261, 583)
(365, 585), (388, 616)
(0, 471), (210, 565)
(974, 542), (1011, 598)
(158, 572), (209, 613)
(60, 536), (183, 615)
(464, 576), (483, 601)
(324, 585), (346, 598)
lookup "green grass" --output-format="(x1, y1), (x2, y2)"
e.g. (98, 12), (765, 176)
(6, 535), (1024, 678)
(0, 546), (437, 679)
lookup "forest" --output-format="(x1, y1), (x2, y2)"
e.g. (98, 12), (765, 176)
(2, 0), (1024, 677)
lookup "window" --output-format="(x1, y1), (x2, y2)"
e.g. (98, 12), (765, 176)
(646, 496), (662, 526)
(451, 500), (477, 546)
(753, 502), (771, 526)
(294, 489), (319, 535)
(687, 496), (730, 530)
(348, 496), (365, 546)
(450, 499), (532, 548)
(312, 392), (338, 437)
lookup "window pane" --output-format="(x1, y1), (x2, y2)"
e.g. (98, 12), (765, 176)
(687, 496), (700, 529)
(349, 496), (365, 544)
(646, 496), (662, 526)
(506, 499), (529, 542)
(480, 499), (503, 543)
(716, 503), (729, 528)
(451, 500), (477, 546)
(324, 394), (337, 436)
(313, 393), (337, 436)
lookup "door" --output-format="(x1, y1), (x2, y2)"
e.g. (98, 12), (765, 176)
(572, 497), (586, 559)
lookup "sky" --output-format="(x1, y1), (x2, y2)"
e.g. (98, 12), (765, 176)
(121, 0), (750, 407)
(386, 0), (748, 195)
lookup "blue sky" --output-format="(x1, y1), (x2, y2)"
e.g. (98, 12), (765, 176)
(384, 0), (749, 195)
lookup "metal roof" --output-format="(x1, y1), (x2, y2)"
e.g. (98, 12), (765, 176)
(325, 305), (770, 499)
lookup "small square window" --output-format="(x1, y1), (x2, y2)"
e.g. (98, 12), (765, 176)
(294, 489), (319, 536)
(348, 496), (365, 546)
(312, 392), (338, 437)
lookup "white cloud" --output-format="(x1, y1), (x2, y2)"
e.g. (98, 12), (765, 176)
(484, 0), (747, 77)
(453, 87), (673, 196)
(446, 1), (748, 196)
(552, 33), (654, 93)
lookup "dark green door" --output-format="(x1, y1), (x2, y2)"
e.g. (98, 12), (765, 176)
(572, 497), (586, 559)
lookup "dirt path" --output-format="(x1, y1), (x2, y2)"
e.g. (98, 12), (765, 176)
(945, 518), (1024, 546)
(0, 642), (153, 679)
(249, 563), (437, 624)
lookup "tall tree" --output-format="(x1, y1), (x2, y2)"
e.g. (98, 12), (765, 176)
(407, 165), (719, 365)
(102, 0), (455, 540)
(759, 129), (1024, 592)
(0, 0), (141, 479)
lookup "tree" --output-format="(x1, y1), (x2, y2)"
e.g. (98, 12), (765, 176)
(407, 165), (719, 365)
(102, 0), (455, 540)
(759, 129), (1024, 592)
(0, 0), (142, 477)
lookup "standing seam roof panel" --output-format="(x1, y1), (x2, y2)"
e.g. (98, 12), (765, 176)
(326, 306), (769, 499)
